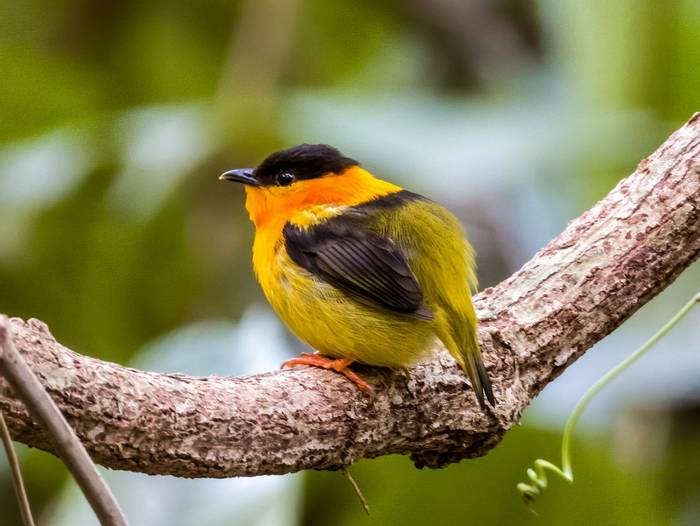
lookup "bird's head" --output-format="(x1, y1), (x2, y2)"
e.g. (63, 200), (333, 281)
(220, 144), (399, 228)
(220, 144), (358, 191)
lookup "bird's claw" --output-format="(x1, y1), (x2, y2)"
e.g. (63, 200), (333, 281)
(282, 353), (372, 392)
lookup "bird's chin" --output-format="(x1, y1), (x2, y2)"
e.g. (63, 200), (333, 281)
(244, 185), (263, 195)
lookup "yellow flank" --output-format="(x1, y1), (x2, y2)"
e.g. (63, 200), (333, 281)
(264, 246), (437, 367)
(244, 165), (486, 393)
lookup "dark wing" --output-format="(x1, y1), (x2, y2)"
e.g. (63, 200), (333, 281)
(284, 222), (432, 320)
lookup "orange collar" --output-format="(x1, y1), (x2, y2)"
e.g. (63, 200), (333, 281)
(244, 166), (402, 231)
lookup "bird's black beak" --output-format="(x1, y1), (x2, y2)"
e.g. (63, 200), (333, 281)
(219, 168), (261, 186)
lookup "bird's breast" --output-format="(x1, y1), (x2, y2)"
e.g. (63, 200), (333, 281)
(252, 226), (287, 305)
(252, 206), (341, 306)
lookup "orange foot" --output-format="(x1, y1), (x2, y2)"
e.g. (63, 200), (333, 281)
(282, 353), (372, 392)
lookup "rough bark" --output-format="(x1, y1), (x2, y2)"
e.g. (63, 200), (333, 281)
(1, 114), (699, 478)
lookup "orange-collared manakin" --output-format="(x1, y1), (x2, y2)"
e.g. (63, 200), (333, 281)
(220, 144), (495, 409)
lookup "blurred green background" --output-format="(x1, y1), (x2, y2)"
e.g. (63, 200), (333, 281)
(1, 0), (699, 525)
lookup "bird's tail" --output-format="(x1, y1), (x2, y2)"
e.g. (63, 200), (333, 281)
(436, 308), (495, 410)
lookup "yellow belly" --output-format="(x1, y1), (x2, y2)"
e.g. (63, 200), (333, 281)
(261, 248), (436, 368)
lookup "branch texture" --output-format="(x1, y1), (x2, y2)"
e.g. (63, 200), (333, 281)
(1, 114), (699, 478)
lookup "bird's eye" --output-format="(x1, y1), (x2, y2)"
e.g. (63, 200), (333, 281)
(276, 171), (296, 186)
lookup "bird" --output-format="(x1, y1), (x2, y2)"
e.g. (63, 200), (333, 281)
(220, 144), (495, 409)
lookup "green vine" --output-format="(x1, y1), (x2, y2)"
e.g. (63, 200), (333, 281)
(518, 293), (700, 507)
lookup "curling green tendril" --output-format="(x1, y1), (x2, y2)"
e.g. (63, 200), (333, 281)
(517, 292), (700, 507)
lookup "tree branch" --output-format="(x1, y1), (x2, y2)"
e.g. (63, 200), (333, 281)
(1, 114), (699, 478)
(0, 317), (127, 525)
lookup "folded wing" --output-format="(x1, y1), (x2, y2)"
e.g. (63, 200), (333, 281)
(284, 222), (433, 320)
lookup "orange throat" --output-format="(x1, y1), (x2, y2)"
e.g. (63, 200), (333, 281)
(244, 166), (402, 231)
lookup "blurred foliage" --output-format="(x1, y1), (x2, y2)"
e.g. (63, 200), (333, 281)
(304, 427), (668, 526)
(0, 0), (699, 524)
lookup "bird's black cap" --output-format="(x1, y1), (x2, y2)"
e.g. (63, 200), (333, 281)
(221, 144), (359, 187)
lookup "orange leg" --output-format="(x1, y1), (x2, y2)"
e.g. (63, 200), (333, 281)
(282, 353), (372, 392)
